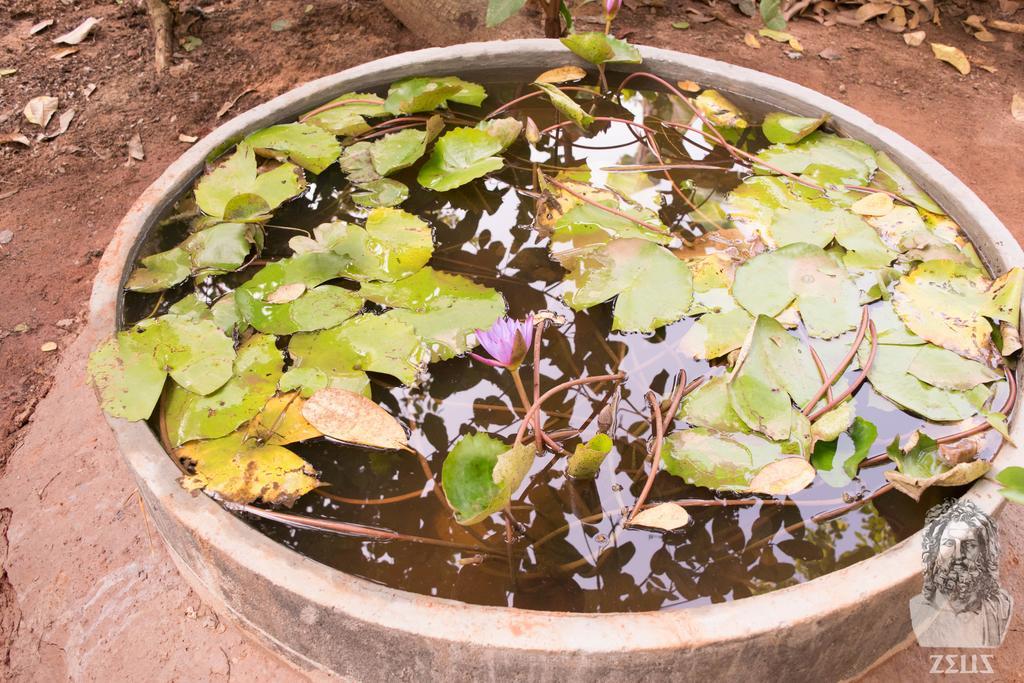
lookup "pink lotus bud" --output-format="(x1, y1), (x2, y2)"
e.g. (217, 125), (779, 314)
(605, 0), (622, 20)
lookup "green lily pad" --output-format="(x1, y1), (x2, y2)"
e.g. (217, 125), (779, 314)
(996, 466), (1024, 505)
(177, 428), (319, 506)
(754, 132), (877, 185)
(370, 128), (430, 177)
(860, 341), (993, 421)
(677, 376), (750, 433)
(907, 344), (1002, 390)
(694, 90), (748, 129)
(128, 314), (236, 396)
(338, 141), (381, 184)
(288, 311), (428, 386)
(87, 333), (168, 421)
(810, 400), (856, 442)
(761, 112), (827, 144)
(533, 82), (594, 129)
(384, 76), (486, 115)
(280, 366), (370, 398)
(560, 238), (693, 333)
(351, 178), (409, 208)
(732, 242), (862, 339)
(417, 127), (505, 192)
(566, 433), (614, 479)
(677, 307), (753, 360)
(441, 432), (536, 525)
(194, 143), (307, 219)
(661, 426), (809, 492)
(164, 334), (284, 446)
(125, 247), (192, 293)
(892, 260), (997, 364)
(302, 92), (387, 136)
(560, 31), (642, 65)
(243, 123), (342, 174)
(327, 208), (434, 282)
(127, 223), (257, 292)
(211, 293), (241, 334)
(361, 267), (507, 361)
(884, 433), (990, 501)
(727, 315), (821, 440)
(983, 268), (1024, 326)
(871, 151), (944, 215)
(551, 200), (670, 252)
(475, 117), (522, 150)
(873, 299), (923, 345)
(811, 416), (878, 487)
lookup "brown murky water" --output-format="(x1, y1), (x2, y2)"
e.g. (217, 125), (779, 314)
(123, 77), (1008, 612)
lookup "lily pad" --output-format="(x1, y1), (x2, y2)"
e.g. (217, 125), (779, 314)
(560, 32), (642, 65)
(533, 82), (594, 129)
(302, 92), (387, 136)
(194, 143), (307, 219)
(630, 503), (690, 531)
(87, 332), (168, 421)
(301, 387), (408, 450)
(125, 247), (192, 293)
(351, 178), (409, 208)
(252, 393), (322, 445)
(127, 223), (257, 292)
(441, 433), (535, 525)
(177, 429), (319, 506)
(384, 76), (486, 115)
(566, 433), (614, 479)
(417, 127), (505, 192)
(164, 334), (283, 446)
(694, 90), (748, 129)
(551, 200), (670, 251)
(560, 238), (694, 333)
(125, 315), (236, 396)
(907, 344), (1002, 390)
(475, 117), (523, 150)
(748, 457), (816, 495)
(370, 128), (430, 177)
(678, 376), (750, 433)
(327, 208), (434, 282)
(884, 433), (990, 500)
(732, 242), (862, 338)
(288, 311), (428, 386)
(871, 151), (944, 215)
(761, 112), (827, 144)
(243, 123), (342, 174)
(754, 132), (877, 185)
(811, 416), (878, 487)
(677, 307), (753, 360)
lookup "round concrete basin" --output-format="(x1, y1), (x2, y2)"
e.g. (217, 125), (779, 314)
(88, 40), (1023, 682)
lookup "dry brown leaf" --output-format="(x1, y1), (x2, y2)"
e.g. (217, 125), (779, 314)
(41, 109), (74, 140)
(676, 80), (701, 93)
(1012, 93), (1024, 122)
(930, 43), (970, 75)
(903, 30), (926, 46)
(53, 17), (99, 45)
(989, 19), (1024, 34)
(535, 65), (587, 84)
(744, 32), (762, 49)
(964, 15), (986, 31)
(23, 95), (58, 128)
(40, 342), (57, 352)
(879, 6), (906, 32)
(938, 435), (983, 466)
(178, 133), (199, 143)
(818, 47), (842, 61)
(885, 460), (990, 501)
(851, 192), (895, 216)
(748, 458), (816, 495)
(301, 387), (408, 450)
(127, 132), (144, 161)
(29, 19), (54, 35)
(266, 282), (306, 304)
(854, 2), (892, 24)
(630, 503), (690, 531)
(0, 133), (31, 147)
(216, 87), (257, 119)
(974, 62), (997, 73)
(973, 29), (996, 42)
(51, 47), (79, 60)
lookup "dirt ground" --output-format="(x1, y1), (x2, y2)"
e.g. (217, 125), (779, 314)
(1, 0), (1023, 680)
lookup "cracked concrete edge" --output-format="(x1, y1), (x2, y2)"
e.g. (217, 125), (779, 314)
(86, 40), (1024, 681)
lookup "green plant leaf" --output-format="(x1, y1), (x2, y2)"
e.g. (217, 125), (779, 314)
(177, 429), (319, 506)
(361, 267), (506, 361)
(351, 178), (409, 208)
(860, 342), (994, 421)
(811, 416), (877, 487)
(732, 242), (862, 339)
(125, 315), (237, 395)
(533, 82), (595, 128)
(996, 466), (1024, 505)
(759, 0), (787, 30)
(761, 112), (826, 144)
(754, 132), (878, 185)
(194, 143), (307, 219)
(551, 201), (670, 253)
(907, 344), (1002, 390)
(727, 315), (820, 439)
(243, 123), (342, 174)
(475, 117), (523, 150)
(566, 433), (614, 479)
(810, 399), (855, 442)
(441, 433), (535, 525)
(338, 141), (381, 184)
(417, 127), (505, 191)
(125, 246), (192, 293)
(560, 238), (693, 333)
(87, 333), (168, 421)
(384, 76), (487, 115)
(327, 207), (434, 281)
(560, 32), (642, 65)
(164, 334), (284, 446)
(370, 128), (429, 176)
(289, 311), (428, 386)
(486, 0), (527, 26)
(126, 223), (258, 293)
(884, 432), (989, 501)
(302, 92), (387, 136)
(871, 151), (945, 215)
(661, 427), (809, 492)
(678, 307), (754, 360)
(678, 376), (750, 433)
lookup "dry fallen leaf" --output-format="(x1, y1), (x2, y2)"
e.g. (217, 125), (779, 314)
(744, 32), (762, 49)
(40, 342), (57, 352)
(903, 30), (926, 46)
(127, 133), (144, 161)
(535, 65), (587, 84)
(29, 19), (54, 35)
(53, 17), (99, 45)
(748, 458), (816, 495)
(178, 133), (199, 143)
(1013, 93), (1024, 122)
(301, 387), (409, 450)
(818, 47), (842, 61)
(851, 191), (895, 216)
(930, 43), (970, 75)
(854, 2), (891, 23)
(23, 95), (58, 128)
(989, 19), (1024, 34)
(0, 133), (31, 147)
(879, 6), (907, 33)
(41, 109), (75, 141)
(630, 503), (690, 531)
(266, 282), (306, 304)
(82, 83), (97, 98)
(938, 435), (982, 465)
(974, 62), (997, 73)
(0, 68), (16, 77)
(217, 87), (257, 119)
(676, 80), (701, 93)
(51, 47), (79, 60)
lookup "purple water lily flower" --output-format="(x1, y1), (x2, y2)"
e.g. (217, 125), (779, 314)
(605, 0), (622, 19)
(469, 315), (534, 369)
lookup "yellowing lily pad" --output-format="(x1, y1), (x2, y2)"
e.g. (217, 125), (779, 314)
(243, 123), (342, 174)
(326, 207), (434, 282)
(566, 433), (614, 479)
(194, 143), (306, 219)
(694, 90), (748, 129)
(754, 132), (877, 185)
(630, 503), (691, 531)
(560, 31), (642, 66)
(761, 112), (826, 144)
(301, 387), (408, 450)
(384, 76), (486, 114)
